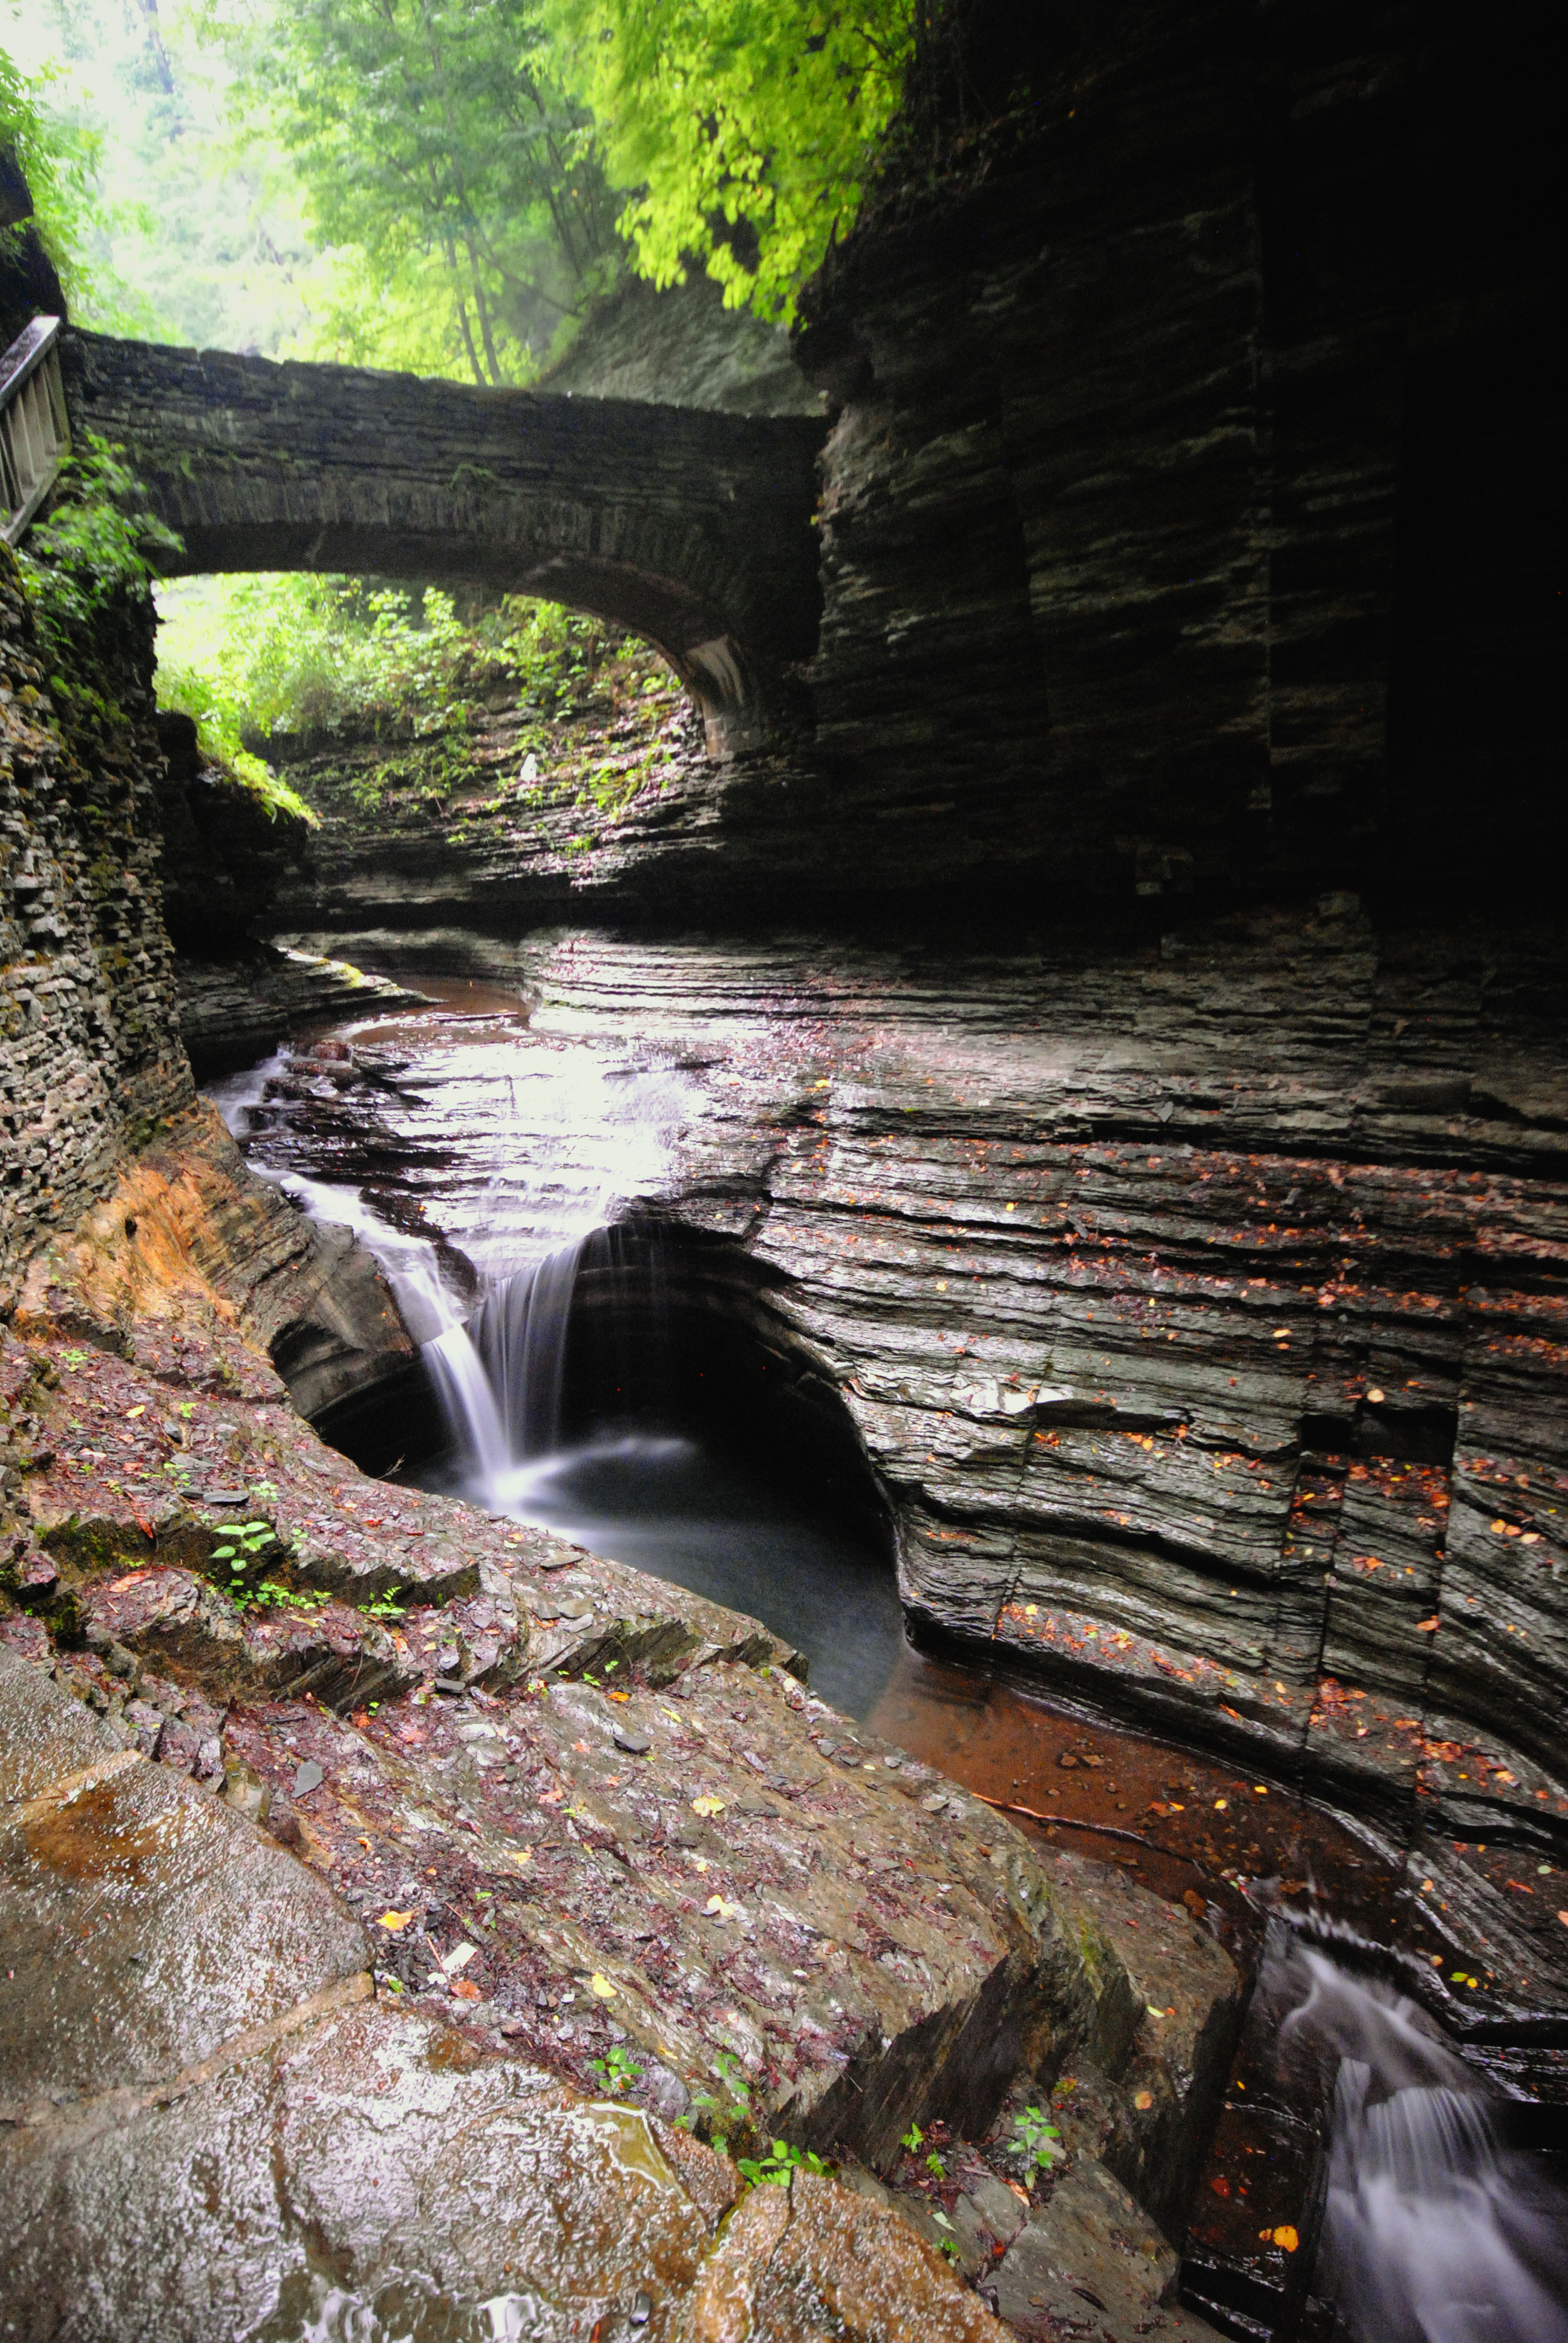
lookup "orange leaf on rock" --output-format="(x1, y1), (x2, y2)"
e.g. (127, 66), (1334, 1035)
(378, 1910), (413, 1930)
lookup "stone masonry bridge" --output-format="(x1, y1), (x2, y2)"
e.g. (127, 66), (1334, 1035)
(65, 330), (828, 752)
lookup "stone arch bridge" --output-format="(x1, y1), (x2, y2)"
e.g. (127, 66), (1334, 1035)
(65, 330), (827, 752)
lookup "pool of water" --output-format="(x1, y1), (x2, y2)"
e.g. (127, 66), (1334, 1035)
(426, 1428), (907, 1722)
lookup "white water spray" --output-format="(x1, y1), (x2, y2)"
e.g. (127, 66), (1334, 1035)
(209, 1023), (692, 1508)
(1276, 1941), (1568, 2341)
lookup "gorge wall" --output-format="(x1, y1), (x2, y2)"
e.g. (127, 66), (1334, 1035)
(236, 0), (1568, 1953)
(8, 0), (1568, 1980)
(234, 0), (1563, 943)
(0, 549), (191, 1306)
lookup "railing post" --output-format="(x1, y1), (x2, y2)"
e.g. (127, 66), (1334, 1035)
(0, 315), (70, 546)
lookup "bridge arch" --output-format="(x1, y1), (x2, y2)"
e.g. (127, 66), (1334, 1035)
(65, 332), (826, 755)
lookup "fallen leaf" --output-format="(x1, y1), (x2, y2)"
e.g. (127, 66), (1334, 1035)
(125, 1405), (145, 1419)
(451, 1979), (482, 2001)
(1273, 2226), (1299, 2252)
(705, 1894), (743, 1922)
(691, 1795), (725, 1818)
(607, 1689), (630, 1703)
(1134, 2089), (1154, 2111)
(1416, 1617), (1441, 1633)
(589, 1973), (617, 1999)
(1367, 1388), (1385, 1405)
(378, 1910), (413, 1931)
(509, 1848), (532, 1866)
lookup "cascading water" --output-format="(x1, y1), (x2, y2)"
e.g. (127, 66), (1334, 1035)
(207, 1007), (684, 1502)
(1272, 1936), (1568, 2341)
(207, 996), (907, 1715)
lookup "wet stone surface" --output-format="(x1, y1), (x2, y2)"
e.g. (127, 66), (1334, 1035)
(0, 1237), (1245, 2336)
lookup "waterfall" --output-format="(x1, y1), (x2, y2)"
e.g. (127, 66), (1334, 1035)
(470, 1243), (586, 1461)
(413, 1239), (594, 1509)
(1276, 1940), (1568, 2341)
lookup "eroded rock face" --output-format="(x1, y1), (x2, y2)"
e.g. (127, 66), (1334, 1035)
(0, 548), (194, 1314)
(247, 913), (1568, 2019)
(12, 1099), (416, 1429)
(6, 1651), (941, 2343)
(0, 1263), (1240, 2336)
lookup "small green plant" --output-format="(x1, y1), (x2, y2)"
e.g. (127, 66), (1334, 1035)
(211, 1519), (278, 1607)
(900, 2123), (923, 2155)
(250, 1581), (330, 1613)
(735, 2140), (832, 2188)
(1010, 2105), (1064, 2178)
(925, 2150), (947, 2178)
(177, 1402), (195, 1419)
(589, 2044), (643, 2097)
(358, 1586), (407, 1619)
(682, 2046), (754, 2154)
(212, 1519), (273, 1566)
(59, 1348), (91, 1373)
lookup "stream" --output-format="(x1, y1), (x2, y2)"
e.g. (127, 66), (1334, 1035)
(208, 981), (1568, 2342)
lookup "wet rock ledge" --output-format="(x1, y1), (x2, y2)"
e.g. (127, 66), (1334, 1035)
(1, 1142), (1234, 2339)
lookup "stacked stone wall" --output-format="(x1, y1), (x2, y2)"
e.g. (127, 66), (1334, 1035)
(0, 545), (192, 1307)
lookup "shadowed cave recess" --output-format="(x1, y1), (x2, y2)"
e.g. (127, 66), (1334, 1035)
(4, 0), (1567, 2338)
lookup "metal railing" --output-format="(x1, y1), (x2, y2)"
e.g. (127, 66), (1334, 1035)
(1, 315), (70, 546)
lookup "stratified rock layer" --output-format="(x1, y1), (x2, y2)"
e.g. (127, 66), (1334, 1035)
(256, 908), (1568, 2022)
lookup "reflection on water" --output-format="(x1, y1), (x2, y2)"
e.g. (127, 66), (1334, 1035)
(252, 2272), (571, 2343)
(432, 1429), (907, 1723)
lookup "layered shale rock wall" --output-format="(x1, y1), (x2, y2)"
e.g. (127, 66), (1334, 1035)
(0, 549), (193, 1308)
(234, 0), (1563, 939)
(0, 551), (413, 1414)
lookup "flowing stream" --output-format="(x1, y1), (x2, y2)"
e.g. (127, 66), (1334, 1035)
(210, 986), (1568, 2335)
(207, 991), (904, 1717)
(1269, 1935), (1568, 2341)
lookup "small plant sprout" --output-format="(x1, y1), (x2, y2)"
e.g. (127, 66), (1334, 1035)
(589, 2044), (642, 2097)
(736, 2140), (831, 2189)
(713, 2049), (752, 2106)
(358, 1585), (407, 1619)
(900, 2123), (924, 2155)
(59, 1348), (91, 1372)
(212, 1519), (275, 1600)
(925, 2150), (947, 2178)
(1010, 2105), (1065, 2177)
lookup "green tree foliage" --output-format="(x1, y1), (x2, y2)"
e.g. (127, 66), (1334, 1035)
(6, 1), (320, 351)
(1, 32), (99, 307)
(544, 0), (916, 321)
(234, 0), (622, 384)
(155, 572), (615, 746)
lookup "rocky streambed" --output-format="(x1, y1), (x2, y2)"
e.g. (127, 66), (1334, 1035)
(2, 1101), (1241, 2341)
(98, 902), (1564, 2335)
